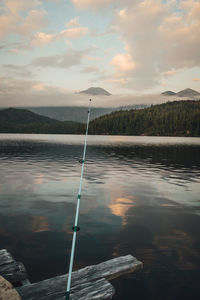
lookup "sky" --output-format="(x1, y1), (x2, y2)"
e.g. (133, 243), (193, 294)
(0, 0), (200, 107)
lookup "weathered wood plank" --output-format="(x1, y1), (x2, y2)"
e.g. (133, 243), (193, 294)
(69, 278), (114, 300)
(0, 261), (28, 284)
(17, 255), (142, 300)
(24, 278), (114, 300)
(0, 249), (28, 285)
(0, 249), (14, 266)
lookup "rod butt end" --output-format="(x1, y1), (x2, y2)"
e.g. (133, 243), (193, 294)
(66, 291), (70, 300)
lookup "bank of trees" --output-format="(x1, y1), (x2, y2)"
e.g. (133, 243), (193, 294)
(1, 100), (199, 136)
(89, 100), (200, 136)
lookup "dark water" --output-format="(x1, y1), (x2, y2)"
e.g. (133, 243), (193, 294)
(0, 134), (200, 299)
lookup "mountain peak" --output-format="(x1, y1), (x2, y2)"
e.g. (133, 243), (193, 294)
(80, 87), (111, 96)
(176, 88), (200, 97)
(162, 88), (200, 98)
(161, 91), (176, 96)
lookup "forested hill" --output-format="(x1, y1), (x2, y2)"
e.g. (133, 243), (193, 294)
(0, 107), (58, 124)
(1, 101), (200, 136)
(0, 108), (84, 134)
(89, 100), (200, 136)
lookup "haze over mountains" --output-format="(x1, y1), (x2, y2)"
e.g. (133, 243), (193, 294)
(1, 86), (199, 109)
(81, 87), (200, 98)
(26, 105), (148, 123)
(18, 88), (200, 122)
(26, 106), (114, 123)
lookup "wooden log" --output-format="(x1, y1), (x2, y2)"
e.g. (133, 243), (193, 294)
(69, 278), (114, 300)
(17, 255), (142, 300)
(0, 249), (28, 285)
(0, 249), (14, 266)
(0, 261), (28, 285)
(27, 278), (114, 300)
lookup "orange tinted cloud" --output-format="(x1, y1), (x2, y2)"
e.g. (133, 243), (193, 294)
(111, 53), (136, 73)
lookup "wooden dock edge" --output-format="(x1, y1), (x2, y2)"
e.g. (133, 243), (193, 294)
(17, 254), (143, 300)
(0, 249), (143, 299)
(0, 249), (29, 286)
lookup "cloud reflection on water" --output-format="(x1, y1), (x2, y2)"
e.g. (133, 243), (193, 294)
(0, 135), (200, 297)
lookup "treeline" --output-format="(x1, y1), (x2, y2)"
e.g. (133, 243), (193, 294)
(1, 101), (200, 136)
(89, 100), (200, 136)
(0, 121), (84, 134)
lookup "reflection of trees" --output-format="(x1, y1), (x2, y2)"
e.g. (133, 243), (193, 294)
(102, 145), (200, 170)
(99, 145), (200, 185)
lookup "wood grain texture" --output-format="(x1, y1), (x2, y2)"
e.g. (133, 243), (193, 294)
(17, 255), (143, 300)
(0, 249), (28, 284)
(0, 249), (14, 266)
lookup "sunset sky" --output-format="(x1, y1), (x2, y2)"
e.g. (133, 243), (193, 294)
(0, 0), (200, 107)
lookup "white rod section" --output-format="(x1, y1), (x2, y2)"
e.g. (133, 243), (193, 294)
(66, 100), (91, 299)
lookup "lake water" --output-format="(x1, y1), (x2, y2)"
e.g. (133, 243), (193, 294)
(0, 134), (200, 300)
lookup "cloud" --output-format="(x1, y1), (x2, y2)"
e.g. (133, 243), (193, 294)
(31, 18), (88, 46)
(17, 9), (47, 36)
(111, 53), (136, 73)
(81, 65), (100, 74)
(0, 1), (47, 40)
(60, 26), (88, 39)
(31, 32), (55, 46)
(45, 0), (61, 2)
(32, 48), (90, 68)
(80, 65), (108, 84)
(0, 76), (68, 99)
(71, 0), (138, 10)
(3, 0), (41, 14)
(0, 14), (19, 39)
(108, 0), (200, 90)
(66, 17), (80, 27)
(0, 77), (189, 108)
(0, 76), (36, 94)
(71, 0), (113, 10)
(32, 83), (46, 91)
(107, 78), (127, 85)
(3, 64), (34, 78)
(163, 70), (177, 77)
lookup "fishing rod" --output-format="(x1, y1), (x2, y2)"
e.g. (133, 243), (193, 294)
(66, 99), (92, 300)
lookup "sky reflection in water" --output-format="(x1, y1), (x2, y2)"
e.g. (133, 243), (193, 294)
(0, 134), (200, 300)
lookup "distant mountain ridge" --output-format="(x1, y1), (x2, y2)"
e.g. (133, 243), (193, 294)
(161, 91), (176, 96)
(162, 88), (200, 97)
(176, 88), (200, 97)
(23, 105), (148, 123)
(0, 107), (57, 125)
(80, 87), (111, 96)
(25, 106), (114, 123)
(0, 108), (83, 134)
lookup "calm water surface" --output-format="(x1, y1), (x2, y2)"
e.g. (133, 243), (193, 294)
(0, 134), (200, 300)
